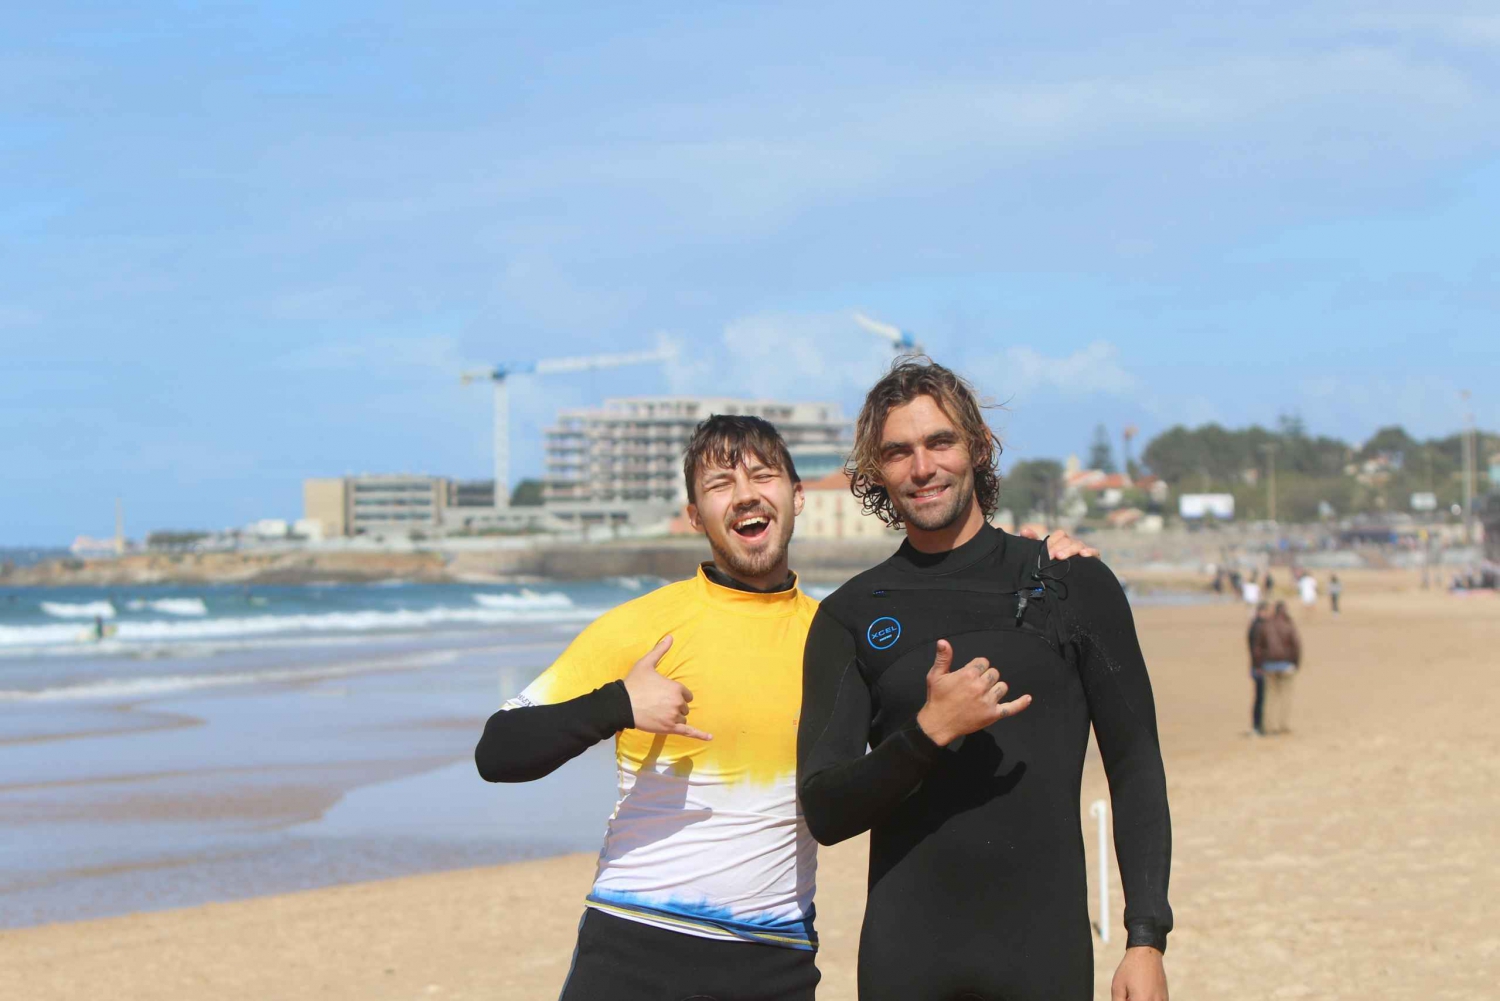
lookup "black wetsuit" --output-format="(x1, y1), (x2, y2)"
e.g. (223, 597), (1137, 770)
(797, 526), (1172, 1001)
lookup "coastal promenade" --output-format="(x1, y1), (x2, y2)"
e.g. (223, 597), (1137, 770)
(2, 524), (1457, 588)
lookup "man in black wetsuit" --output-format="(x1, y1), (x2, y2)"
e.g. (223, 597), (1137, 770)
(798, 360), (1172, 1001)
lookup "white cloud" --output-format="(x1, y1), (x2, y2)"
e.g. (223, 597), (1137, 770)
(974, 340), (1141, 402)
(656, 330), (718, 396)
(715, 311), (898, 405)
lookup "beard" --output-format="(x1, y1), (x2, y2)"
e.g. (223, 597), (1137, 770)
(892, 474), (976, 532)
(707, 517), (794, 580)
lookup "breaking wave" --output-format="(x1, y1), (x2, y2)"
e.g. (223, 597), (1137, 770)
(0, 601), (601, 654)
(471, 590), (574, 610)
(124, 598), (209, 616)
(40, 601), (116, 619)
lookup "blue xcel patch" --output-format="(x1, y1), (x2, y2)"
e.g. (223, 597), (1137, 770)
(867, 616), (901, 650)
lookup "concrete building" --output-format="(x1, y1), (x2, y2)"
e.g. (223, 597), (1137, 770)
(448, 479), (496, 508)
(245, 518), (289, 539)
(304, 475), (559, 537)
(303, 478), (351, 538)
(544, 397), (850, 529)
(798, 470), (900, 541)
(303, 475), (448, 537)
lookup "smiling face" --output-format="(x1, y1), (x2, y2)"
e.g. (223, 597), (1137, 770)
(687, 454), (804, 586)
(877, 394), (980, 534)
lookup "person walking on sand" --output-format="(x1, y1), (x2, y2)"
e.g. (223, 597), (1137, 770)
(798, 359), (1172, 1001)
(1329, 573), (1342, 615)
(1298, 571), (1318, 612)
(1247, 601), (1271, 736)
(1253, 601), (1302, 735)
(474, 413), (1092, 1001)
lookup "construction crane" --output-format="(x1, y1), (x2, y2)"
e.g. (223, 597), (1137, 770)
(461, 347), (675, 508)
(853, 312), (923, 355)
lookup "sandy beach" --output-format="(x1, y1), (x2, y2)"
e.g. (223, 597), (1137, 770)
(4, 574), (1498, 1000)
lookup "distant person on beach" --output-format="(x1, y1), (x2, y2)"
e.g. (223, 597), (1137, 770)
(798, 360), (1171, 1001)
(1298, 571), (1318, 610)
(1248, 601), (1271, 736)
(1263, 571), (1276, 598)
(473, 412), (1092, 1001)
(1242, 571), (1261, 605)
(1329, 573), (1342, 614)
(1253, 601), (1302, 735)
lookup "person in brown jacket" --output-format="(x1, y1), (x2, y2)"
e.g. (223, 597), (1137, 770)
(1252, 601), (1302, 734)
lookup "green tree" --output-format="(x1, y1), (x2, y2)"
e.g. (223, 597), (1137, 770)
(1358, 425), (1420, 463)
(1087, 424), (1117, 473)
(1000, 459), (1064, 520)
(510, 479), (545, 506)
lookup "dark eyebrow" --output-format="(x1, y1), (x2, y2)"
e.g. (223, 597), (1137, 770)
(881, 430), (959, 452)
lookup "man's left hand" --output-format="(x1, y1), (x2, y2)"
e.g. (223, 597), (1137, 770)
(1018, 526), (1099, 561)
(1112, 946), (1168, 1001)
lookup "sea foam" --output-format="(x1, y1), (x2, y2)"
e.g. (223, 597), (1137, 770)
(471, 590), (574, 610)
(39, 601), (116, 620)
(0, 600), (601, 654)
(125, 598), (209, 616)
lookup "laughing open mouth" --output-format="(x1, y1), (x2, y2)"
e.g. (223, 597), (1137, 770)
(730, 513), (772, 540)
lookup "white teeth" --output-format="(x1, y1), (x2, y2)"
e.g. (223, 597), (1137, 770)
(734, 516), (769, 530)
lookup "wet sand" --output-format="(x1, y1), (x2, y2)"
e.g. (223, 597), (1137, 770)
(4, 577), (1497, 999)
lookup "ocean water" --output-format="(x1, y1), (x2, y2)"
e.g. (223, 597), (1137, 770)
(0, 579), (666, 929)
(0, 579), (653, 660)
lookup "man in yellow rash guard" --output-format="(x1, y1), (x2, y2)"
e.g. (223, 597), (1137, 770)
(475, 414), (1092, 1001)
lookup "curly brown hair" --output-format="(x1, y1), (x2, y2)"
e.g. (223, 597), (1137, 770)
(846, 357), (1002, 529)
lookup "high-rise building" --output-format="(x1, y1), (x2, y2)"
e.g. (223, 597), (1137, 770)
(544, 397), (849, 527)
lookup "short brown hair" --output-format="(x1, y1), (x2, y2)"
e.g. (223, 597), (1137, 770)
(847, 357), (1002, 528)
(683, 414), (800, 504)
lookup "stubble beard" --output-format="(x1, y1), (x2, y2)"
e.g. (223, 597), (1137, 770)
(894, 476), (976, 533)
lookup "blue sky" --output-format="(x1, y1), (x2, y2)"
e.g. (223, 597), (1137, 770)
(3, 2), (1498, 545)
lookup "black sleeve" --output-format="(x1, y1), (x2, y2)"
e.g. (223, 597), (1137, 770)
(796, 606), (943, 845)
(1066, 558), (1175, 952)
(475, 681), (634, 783)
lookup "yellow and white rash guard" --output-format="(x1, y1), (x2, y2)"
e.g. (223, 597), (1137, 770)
(500, 566), (820, 950)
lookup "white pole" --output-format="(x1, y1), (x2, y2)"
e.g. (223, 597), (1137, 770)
(493, 377), (510, 509)
(1090, 798), (1111, 943)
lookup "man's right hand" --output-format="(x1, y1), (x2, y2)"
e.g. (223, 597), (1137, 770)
(915, 639), (1032, 747)
(622, 635), (713, 741)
